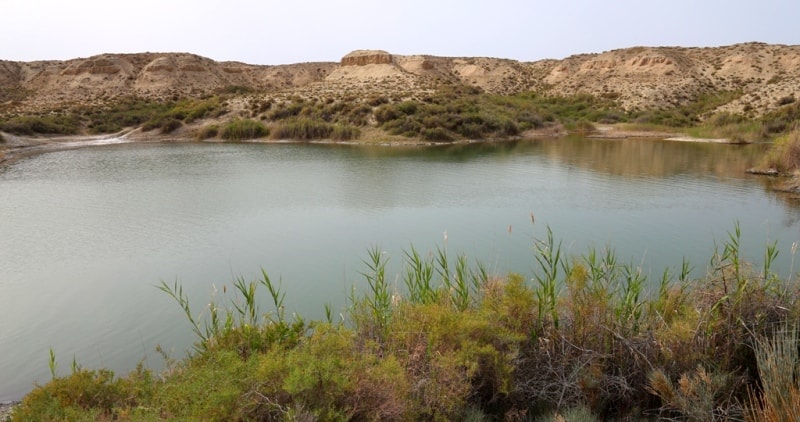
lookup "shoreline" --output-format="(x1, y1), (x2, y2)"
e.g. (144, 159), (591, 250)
(0, 125), (752, 170)
(0, 127), (552, 168)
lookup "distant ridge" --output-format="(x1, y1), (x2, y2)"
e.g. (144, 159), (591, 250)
(1, 42), (798, 116)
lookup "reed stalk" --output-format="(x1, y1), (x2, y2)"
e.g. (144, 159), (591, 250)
(533, 227), (564, 330)
(361, 246), (392, 331)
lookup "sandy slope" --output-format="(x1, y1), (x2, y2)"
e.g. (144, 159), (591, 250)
(1, 43), (797, 117)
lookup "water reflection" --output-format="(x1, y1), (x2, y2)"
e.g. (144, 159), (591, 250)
(0, 137), (798, 402)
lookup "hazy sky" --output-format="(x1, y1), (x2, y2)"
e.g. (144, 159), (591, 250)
(2, 0), (798, 64)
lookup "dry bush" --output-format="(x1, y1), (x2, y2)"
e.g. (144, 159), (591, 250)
(194, 124), (218, 140)
(746, 325), (800, 421)
(648, 366), (743, 421)
(763, 129), (800, 172)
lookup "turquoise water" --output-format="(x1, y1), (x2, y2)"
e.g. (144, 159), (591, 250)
(0, 137), (796, 401)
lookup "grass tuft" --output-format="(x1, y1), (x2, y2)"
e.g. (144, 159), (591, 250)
(219, 119), (269, 141)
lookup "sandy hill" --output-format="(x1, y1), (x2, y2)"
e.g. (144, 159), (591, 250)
(0, 43), (798, 116)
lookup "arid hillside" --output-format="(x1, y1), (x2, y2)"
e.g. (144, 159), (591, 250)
(1, 42), (797, 117)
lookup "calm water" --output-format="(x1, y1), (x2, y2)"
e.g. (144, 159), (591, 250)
(1, 137), (798, 401)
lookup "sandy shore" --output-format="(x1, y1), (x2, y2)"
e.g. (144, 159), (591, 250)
(663, 135), (744, 144)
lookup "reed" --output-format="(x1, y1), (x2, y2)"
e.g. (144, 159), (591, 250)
(18, 224), (800, 421)
(361, 246), (392, 333)
(270, 118), (360, 141)
(219, 118), (269, 141)
(533, 226), (563, 330)
(402, 245), (436, 305)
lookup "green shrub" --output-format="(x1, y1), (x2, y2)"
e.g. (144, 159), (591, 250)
(250, 325), (411, 420)
(168, 98), (224, 123)
(0, 115), (80, 135)
(13, 367), (147, 421)
(219, 119), (269, 141)
(375, 89), (613, 141)
(631, 91), (743, 128)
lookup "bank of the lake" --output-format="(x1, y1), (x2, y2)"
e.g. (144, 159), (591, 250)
(0, 123), (730, 170)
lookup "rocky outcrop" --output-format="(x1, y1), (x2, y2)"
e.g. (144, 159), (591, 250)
(61, 58), (122, 75)
(341, 50), (393, 66)
(0, 61), (22, 88)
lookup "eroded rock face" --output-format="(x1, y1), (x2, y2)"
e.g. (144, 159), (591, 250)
(61, 58), (122, 75)
(341, 50), (393, 66)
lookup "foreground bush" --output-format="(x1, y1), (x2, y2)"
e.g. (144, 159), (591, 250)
(13, 226), (800, 421)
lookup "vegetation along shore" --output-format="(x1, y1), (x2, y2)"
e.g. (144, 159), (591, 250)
(8, 227), (800, 420)
(2, 43), (800, 420)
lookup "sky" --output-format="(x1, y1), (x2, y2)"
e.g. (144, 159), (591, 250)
(2, 0), (799, 65)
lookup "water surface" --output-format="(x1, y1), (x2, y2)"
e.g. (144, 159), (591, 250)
(1, 137), (798, 401)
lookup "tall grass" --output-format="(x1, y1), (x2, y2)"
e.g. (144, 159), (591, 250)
(15, 225), (800, 421)
(533, 227), (563, 331)
(270, 118), (360, 141)
(157, 270), (303, 357)
(747, 324), (800, 421)
(762, 129), (800, 173)
(219, 119), (269, 141)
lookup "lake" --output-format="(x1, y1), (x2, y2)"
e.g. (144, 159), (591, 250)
(1, 136), (798, 401)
